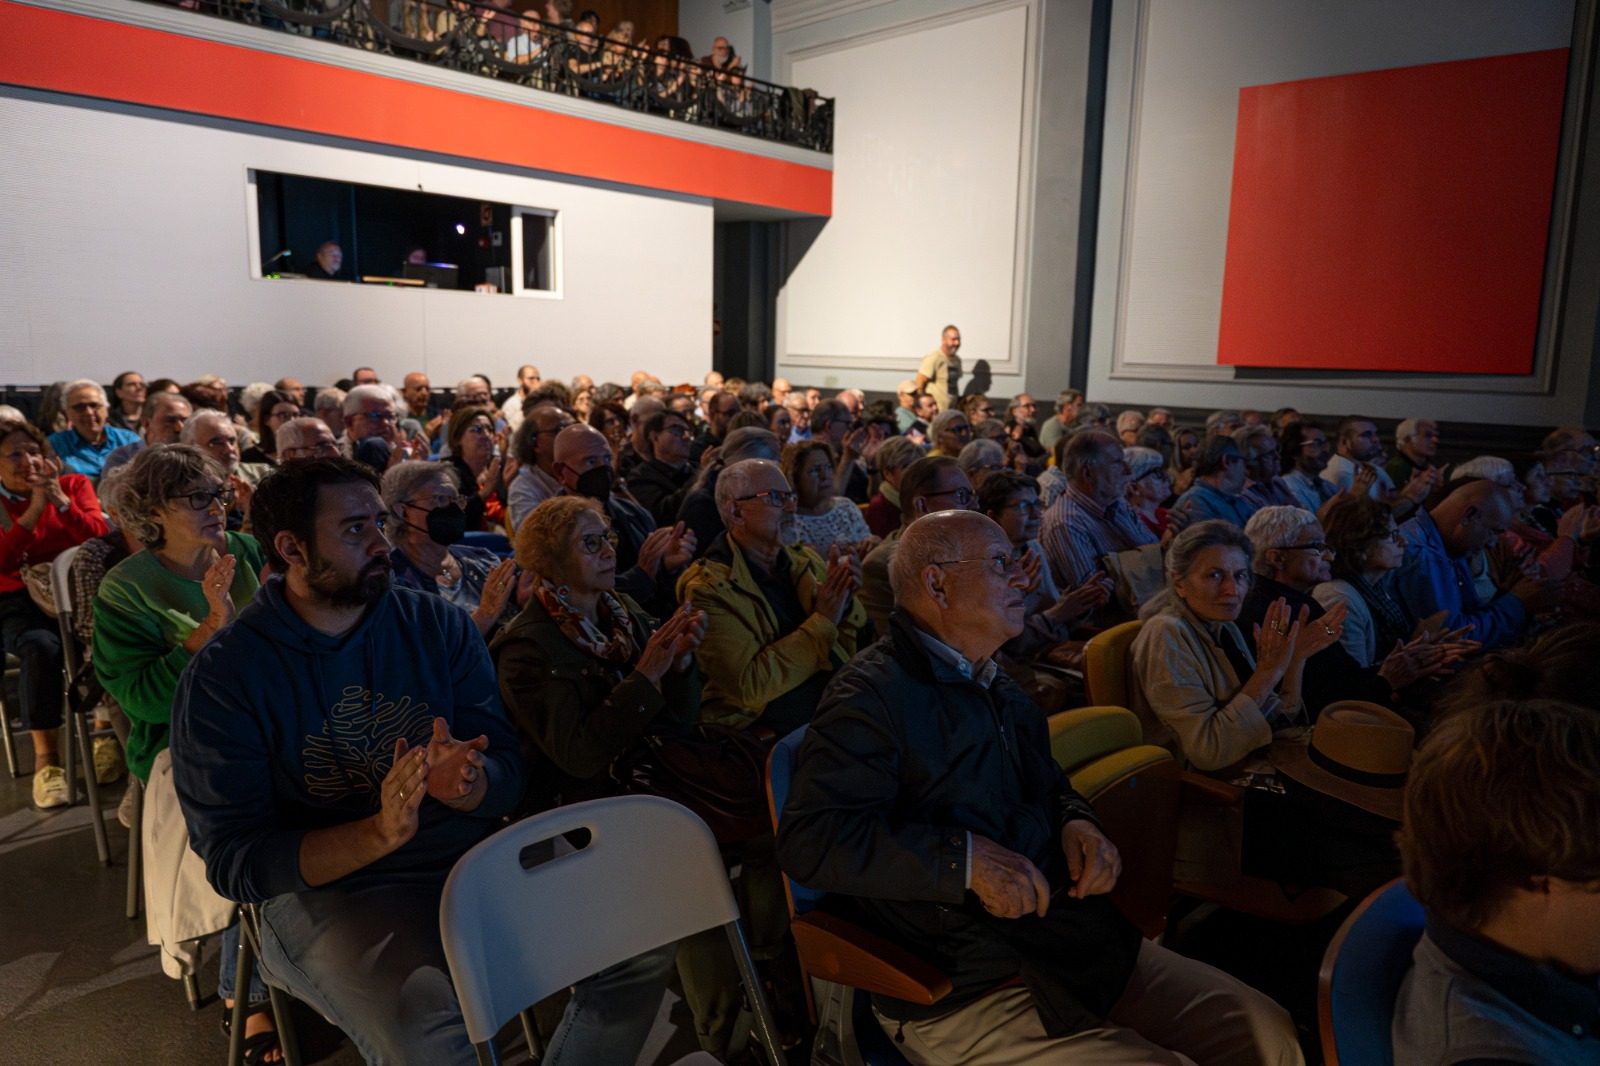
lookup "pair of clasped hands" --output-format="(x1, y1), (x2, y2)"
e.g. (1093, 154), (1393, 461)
(969, 821), (1123, 920)
(373, 717), (490, 850)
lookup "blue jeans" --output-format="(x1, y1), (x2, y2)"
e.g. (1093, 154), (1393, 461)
(257, 874), (673, 1066)
(218, 919), (269, 1008)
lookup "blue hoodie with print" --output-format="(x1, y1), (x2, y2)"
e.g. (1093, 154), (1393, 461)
(171, 574), (525, 904)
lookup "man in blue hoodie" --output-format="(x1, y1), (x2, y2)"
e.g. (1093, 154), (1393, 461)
(170, 458), (663, 1065)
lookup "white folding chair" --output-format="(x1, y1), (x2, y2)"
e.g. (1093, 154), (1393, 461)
(50, 546), (112, 865)
(440, 794), (784, 1066)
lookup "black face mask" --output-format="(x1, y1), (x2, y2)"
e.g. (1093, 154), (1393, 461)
(575, 465), (614, 503)
(414, 503), (467, 547)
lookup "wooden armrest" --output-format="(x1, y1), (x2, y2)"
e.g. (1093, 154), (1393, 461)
(791, 911), (952, 1006)
(1179, 771), (1244, 806)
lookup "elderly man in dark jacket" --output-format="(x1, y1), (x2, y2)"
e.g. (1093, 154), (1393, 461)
(777, 511), (1302, 1064)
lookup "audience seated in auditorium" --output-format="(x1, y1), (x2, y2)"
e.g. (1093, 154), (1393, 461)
(1039, 430), (1157, 592)
(48, 379), (140, 479)
(1131, 520), (1337, 774)
(1, 417), (109, 808)
(382, 463), (518, 639)
(91, 445), (273, 1055)
(66, 464), (135, 798)
(108, 370), (147, 433)
(691, 389), (742, 467)
(240, 389), (301, 466)
(778, 509), (1302, 1065)
(784, 439), (873, 555)
(1122, 445), (1172, 538)
(1115, 408), (1144, 446)
(1236, 424), (1299, 509)
(926, 408), (973, 458)
(169, 458), (538, 1066)
(957, 437), (1007, 489)
(807, 398), (871, 503)
(499, 364), (542, 431)
(550, 422), (693, 616)
(675, 426), (780, 556)
(439, 407), (508, 532)
(625, 409), (697, 526)
(506, 403), (575, 533)
(863, 434), (920, 538)
(1391, 478), (1555, 651)
(1386, 416), (1440, 488)
(860, 456), (976, 634)
(1276, 421), (1336, 514)
(1393, 698), (1600, 1065)
(1171, 436), (1259, 528)
(1037, 387), (1084, 454)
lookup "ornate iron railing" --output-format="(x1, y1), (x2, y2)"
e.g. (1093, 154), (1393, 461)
(150, 0), (835, 152)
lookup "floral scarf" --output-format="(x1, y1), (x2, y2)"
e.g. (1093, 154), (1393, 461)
(535, 579), (638, 666)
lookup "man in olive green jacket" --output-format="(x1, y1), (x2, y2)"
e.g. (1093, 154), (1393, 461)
(675, 458), (868, 736)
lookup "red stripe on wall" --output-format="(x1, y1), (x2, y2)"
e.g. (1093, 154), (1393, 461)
(0, 0), (832, 216)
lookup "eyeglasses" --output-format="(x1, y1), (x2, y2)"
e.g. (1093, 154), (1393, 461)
(68, 401), (106, 413)
(358, 410), (397, 424)
(405, 493), (468, 511)
(949, 423), (973, 436)
(1005, 499), (1042, 516)
(924, 486), (976, 507)
(659, 424), (692, 439)
(735, 489), (798, 509)
(280, 441), (340, 459)
(181, 487), (236, 511)
(932, 552), (1017, 577)
(579, 530), (619, 555)
(1281, 541), (1335, 557)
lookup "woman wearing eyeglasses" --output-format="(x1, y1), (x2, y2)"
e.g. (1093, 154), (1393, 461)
(91, 444), (276, 1061)
(441, 407), (510, 533)
(0, 418), (109, 808)
(381, 463), (518, 639)
(783, 440), (874, 555)
(490, 494), (704, 1064)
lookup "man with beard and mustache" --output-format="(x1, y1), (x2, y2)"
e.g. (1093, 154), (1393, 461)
(169, 457), (528, 1066)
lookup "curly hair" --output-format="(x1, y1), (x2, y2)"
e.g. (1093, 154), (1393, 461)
(0, 418), (52, 459)
(1322, 494), (1395, 578)
(515, 495), (604, 581)
(117, 444), (225, 549)
(781, 439), (835, 503)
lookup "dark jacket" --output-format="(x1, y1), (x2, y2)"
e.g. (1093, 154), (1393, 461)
(676, 473), (725, 560)
(491, 593), (699, 809)
(1238, 574), (1391, 715)
(776, 612), (1139, 1028)
(627, 457), (695, 528)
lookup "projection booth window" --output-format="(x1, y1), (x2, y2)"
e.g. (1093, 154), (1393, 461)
(251, 170), (558, 295)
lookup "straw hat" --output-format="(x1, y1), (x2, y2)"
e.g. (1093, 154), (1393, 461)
(1270, 701), (1414, 821)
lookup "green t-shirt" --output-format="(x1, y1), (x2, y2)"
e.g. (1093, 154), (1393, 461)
(92, 531), (265, 781)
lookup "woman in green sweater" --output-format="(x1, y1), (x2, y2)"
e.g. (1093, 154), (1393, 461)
(91, 445), (280, 1064)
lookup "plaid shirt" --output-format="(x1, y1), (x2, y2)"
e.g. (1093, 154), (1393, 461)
(1038, 483), (1156, 589)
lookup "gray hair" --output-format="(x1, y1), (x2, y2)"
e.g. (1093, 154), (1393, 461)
(455, 375), (490, 394)
(274, 416), (326, 453)
(1063, 430), (1120, 479)
(714, 458), (782, 523)
(928, 410), (965, 439)
(1450, 455), (1516, 489)
(1230, 423), (1273, 453)
(1205, 409), (1244, 434)
(1243, 505), (1319, 575)
(1395, 417), (1433, 446)
(179, 408), (233, 445)
(380, 460), (460, 514)
(314, 388), (345, 412)
(342, 384), (395, 418)
(117, 444), (225, 548)
(876, 435), (923, 475)
(957, 438), (1004, 478)
(239, 382), (275, 417)
(1123, 445), (1165, 483)
(63, 378), (106, 403)
(721, 427), (781, 465)
(1165, 519), (1253, 584)
(96, 463), (133, 521)
(1115, 410), (1145, 435)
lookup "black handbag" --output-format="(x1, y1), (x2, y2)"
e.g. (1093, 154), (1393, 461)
(617, 724), (775, 844)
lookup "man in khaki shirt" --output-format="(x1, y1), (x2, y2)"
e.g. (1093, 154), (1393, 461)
(916, 324), (963, 412)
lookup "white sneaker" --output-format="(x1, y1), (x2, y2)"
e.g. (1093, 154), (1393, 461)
(32, 765), (69, 809)
(93, 734), (124, 785)
(117, 783), (136, 829)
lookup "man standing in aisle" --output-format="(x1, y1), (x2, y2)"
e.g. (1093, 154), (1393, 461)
(916, 325), (963, 413)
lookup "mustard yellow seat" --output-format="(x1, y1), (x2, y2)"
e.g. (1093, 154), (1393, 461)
(1047, 705), (1142, 775)
(1083, 620), (1143, 708)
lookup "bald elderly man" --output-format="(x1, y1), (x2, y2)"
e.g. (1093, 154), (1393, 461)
(779, 511), (1301, 1065)
(1392, 478), (1558, 650)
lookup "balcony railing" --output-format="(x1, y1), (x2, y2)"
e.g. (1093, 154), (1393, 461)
(145, 0), (835, 152)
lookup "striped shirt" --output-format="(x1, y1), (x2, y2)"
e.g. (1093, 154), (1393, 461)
(1038, 483), (1156, 589)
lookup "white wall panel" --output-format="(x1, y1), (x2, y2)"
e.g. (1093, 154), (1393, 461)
(774, 0), (1037, 397)
(0, 93), (714, 389)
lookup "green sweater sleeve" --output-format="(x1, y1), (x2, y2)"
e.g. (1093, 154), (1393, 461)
(91, 575), (193, 730)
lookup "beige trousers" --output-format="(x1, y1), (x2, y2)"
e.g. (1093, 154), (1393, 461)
(874, 939), (1304, 1066)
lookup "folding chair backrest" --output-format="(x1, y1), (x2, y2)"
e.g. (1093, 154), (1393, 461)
(1069, 745), (1181, 940)
(765, 725), (824, 916)
(50, 546), (85, 679)
(1318, 879), (1425, 1066)
(1047, 705), (1142, 776)
(440, 794), (740, 1046)
(1083, 619), (1143, 708)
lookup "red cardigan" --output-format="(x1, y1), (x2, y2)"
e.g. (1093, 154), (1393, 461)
(0, 474), (109, 593)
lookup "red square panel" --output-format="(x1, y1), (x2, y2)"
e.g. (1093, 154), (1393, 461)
(1217, 49), (1568, 374)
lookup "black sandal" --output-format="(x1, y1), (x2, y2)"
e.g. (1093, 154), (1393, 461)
(219, 1009), (283, 1066)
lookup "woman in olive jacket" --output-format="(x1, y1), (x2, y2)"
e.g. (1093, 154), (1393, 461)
(492, 495), (705, 808)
